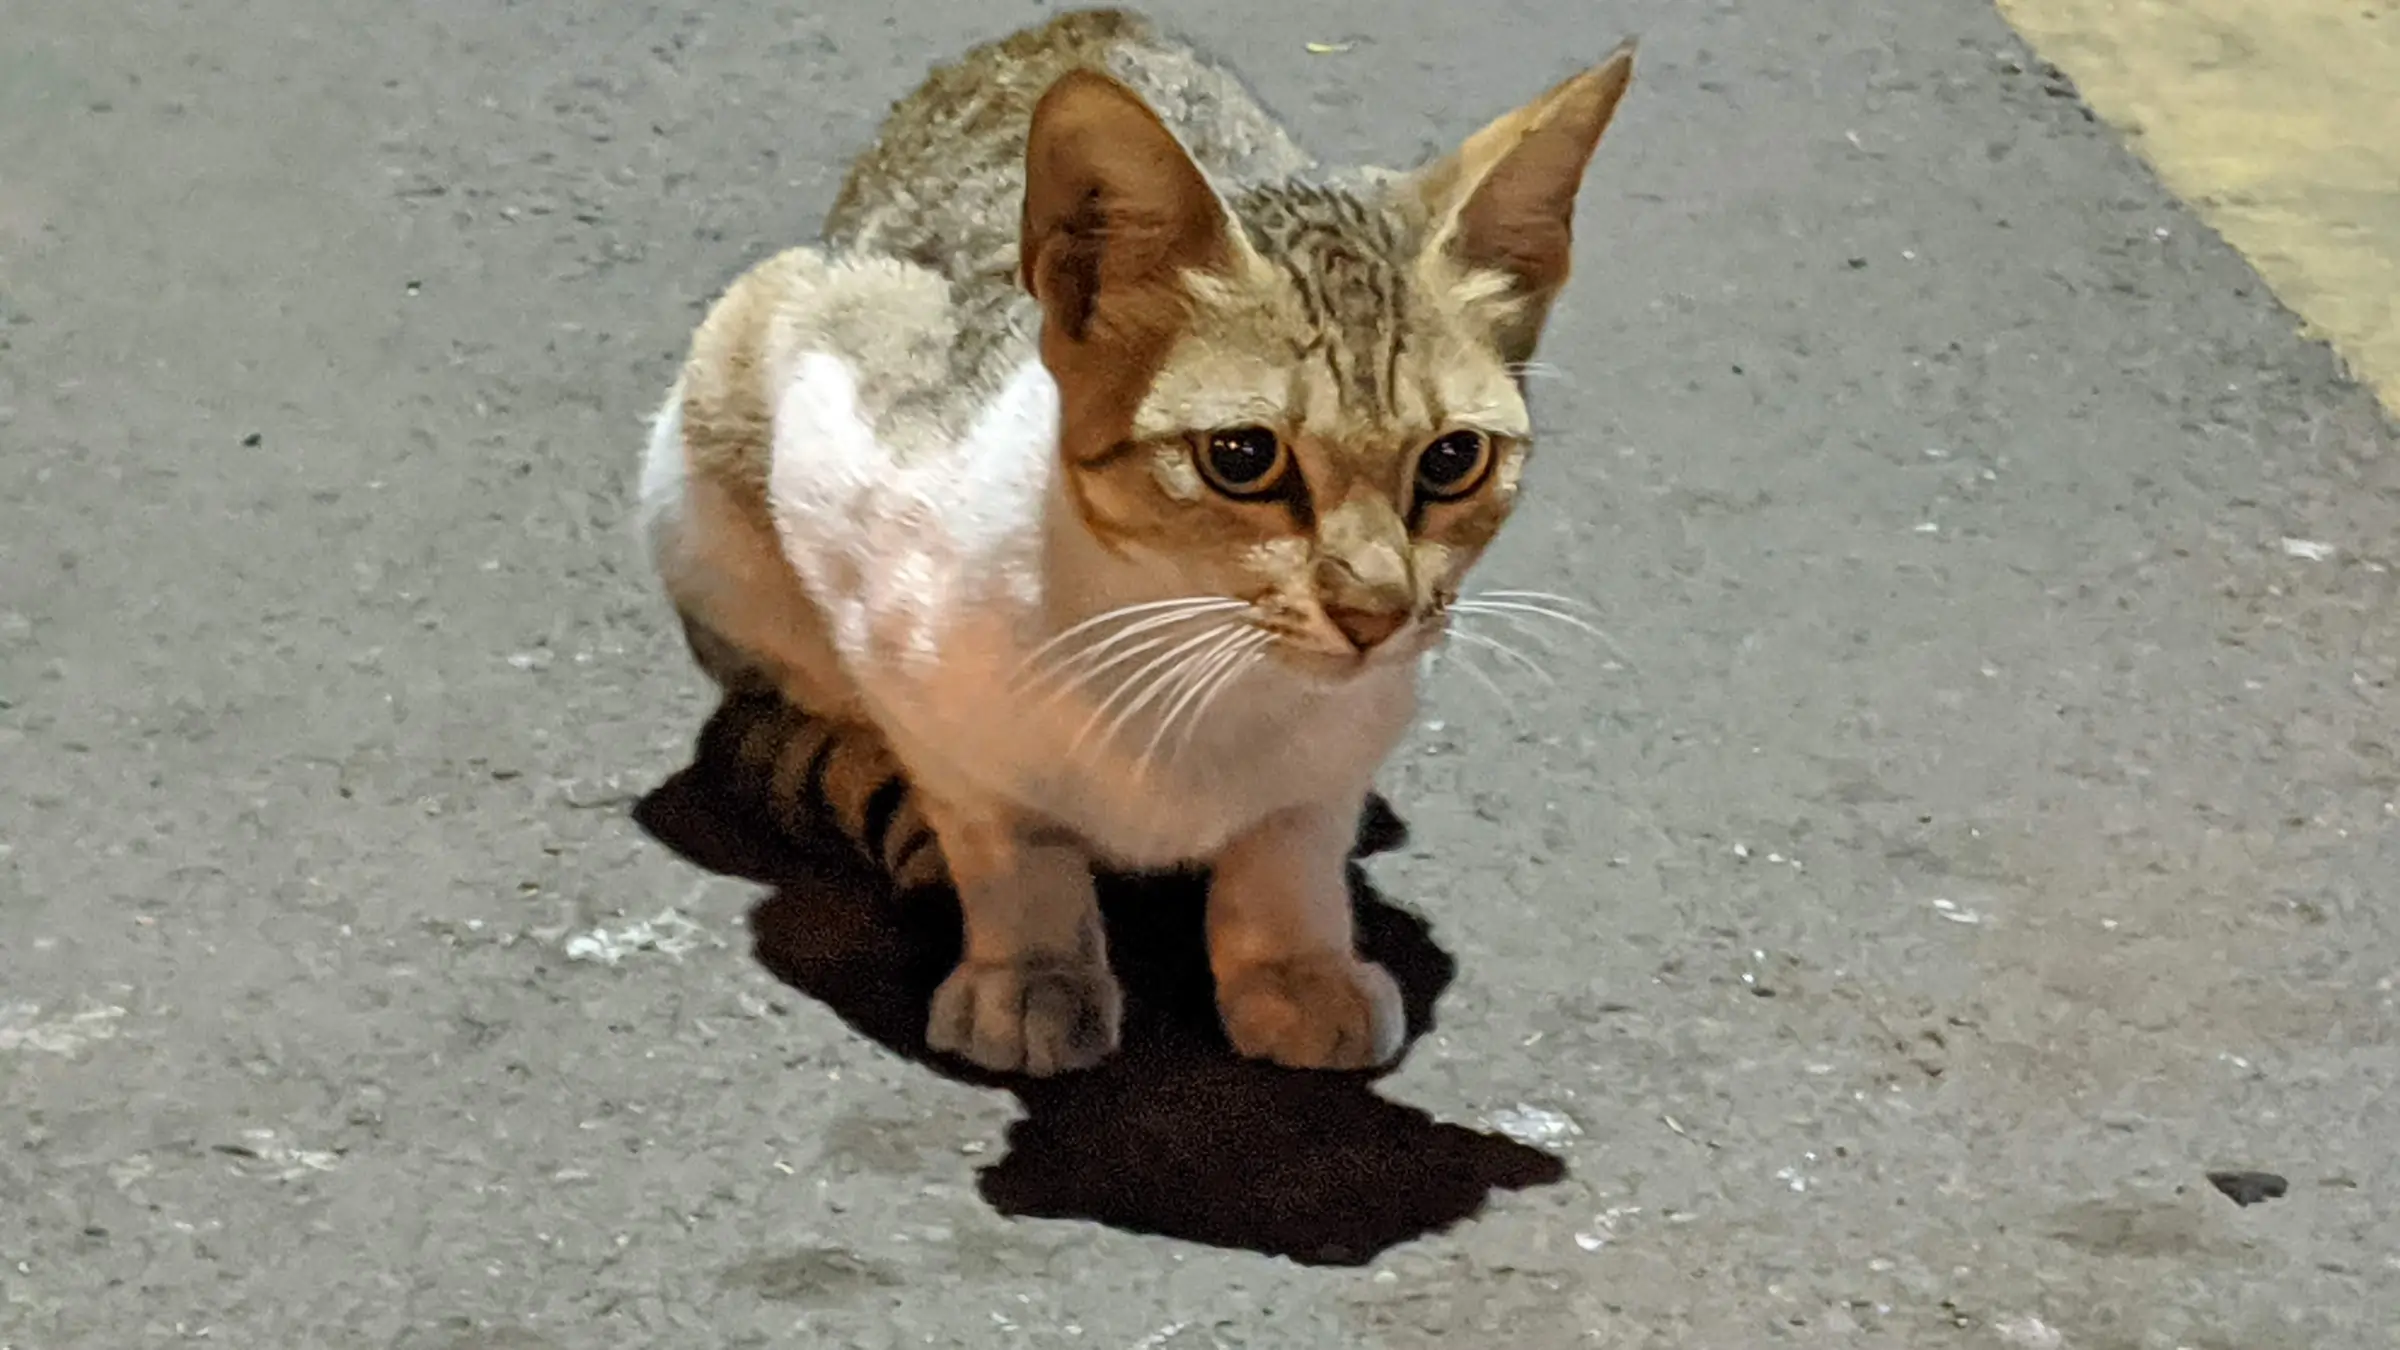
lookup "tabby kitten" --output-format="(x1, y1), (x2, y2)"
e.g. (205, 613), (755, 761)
(639, 9), (1634, 1076)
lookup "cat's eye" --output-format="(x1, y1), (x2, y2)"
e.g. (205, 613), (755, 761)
(1196, 425), (1289, 498)
(1414, 430), (1493, 500)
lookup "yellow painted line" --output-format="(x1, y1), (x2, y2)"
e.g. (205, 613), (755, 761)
(1994, 0), (2400, 415)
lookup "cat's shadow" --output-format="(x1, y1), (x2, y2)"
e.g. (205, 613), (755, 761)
(630, 707), (1567, 1267)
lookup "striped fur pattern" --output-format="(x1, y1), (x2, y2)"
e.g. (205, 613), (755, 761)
(699, 691), (950, 896)
(639, 8), (1636, 1074)
(672, 608), (950, 896)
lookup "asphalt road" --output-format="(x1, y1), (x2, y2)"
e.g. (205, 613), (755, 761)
(4, 1), (2396, 1347)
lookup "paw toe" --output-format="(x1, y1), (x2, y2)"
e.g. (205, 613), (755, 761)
(927, 955), (1123, 1076)
(1219, 954), (1404, 1070)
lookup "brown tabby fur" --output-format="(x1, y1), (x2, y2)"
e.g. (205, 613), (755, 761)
(648, 8), (1634, 1074)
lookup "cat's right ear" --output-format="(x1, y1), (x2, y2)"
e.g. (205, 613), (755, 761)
(1019, 69), (1233, 348)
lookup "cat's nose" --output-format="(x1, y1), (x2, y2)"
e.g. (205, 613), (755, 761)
(1326, 604), (1408, 651)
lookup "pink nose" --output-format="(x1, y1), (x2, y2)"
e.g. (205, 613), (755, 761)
(1326, 605), (1407, 651)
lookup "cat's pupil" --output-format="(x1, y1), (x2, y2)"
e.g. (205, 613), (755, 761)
(1205, 427), (1282, 490)
(1417, 431), (1487, 493)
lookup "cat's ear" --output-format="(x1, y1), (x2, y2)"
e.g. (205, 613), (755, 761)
(1409, 43), (1635, 344)
(1020, 68), (1233, 346)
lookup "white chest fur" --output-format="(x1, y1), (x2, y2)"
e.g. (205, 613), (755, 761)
(761, 352), (1416, 867)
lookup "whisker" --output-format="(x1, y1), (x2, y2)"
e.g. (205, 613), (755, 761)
(1142, 629), (1267, 773)
(1455, 598), (1613, 636)
(1034, 595), (1241, 654)
(1173, 638), (1270, 767)
(1071, 623), (1237, 762)
(1011, 596), (1241, 689)
(1094, 626), (1243, 774)
(1477, 588), (1600, 614)
(1453, 604), (1571, 652)
(1038, 611), (1216, 686)
(1068, 636), (1197, 760)
(1021, 602), (1241, 699)
(1453, 597), (1631, 667)
(1446, 625), (1556, 685)
(1128, 628), (1248, 773)
(1020, 604), (1240, 691)
(1431, 641), (1512, 709)
(1032, 629), (1188, 710)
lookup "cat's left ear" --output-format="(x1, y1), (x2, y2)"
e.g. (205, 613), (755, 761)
(1408, 42), (1636, 352)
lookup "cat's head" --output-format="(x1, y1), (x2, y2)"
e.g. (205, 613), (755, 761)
(1019, 44), (1634, 679)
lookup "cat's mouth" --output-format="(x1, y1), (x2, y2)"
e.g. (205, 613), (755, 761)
(1263, 618), (1433, 684)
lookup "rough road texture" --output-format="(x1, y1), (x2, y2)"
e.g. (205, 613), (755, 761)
(3, 1), (2396, 1347)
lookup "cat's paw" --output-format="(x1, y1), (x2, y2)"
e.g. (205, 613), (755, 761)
(1217, 952), (1405, 1071)
(927, 953), (1123, 1077)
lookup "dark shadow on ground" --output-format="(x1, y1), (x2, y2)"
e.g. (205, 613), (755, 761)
(631, 699), (1567, 1266)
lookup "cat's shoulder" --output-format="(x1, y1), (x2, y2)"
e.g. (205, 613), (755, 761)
(680, 245), (1029, 489)
(688, 247), (956, 401)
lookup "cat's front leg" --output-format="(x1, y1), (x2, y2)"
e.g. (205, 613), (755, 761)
(920, 798), (1122, 1076)
(1208, 797), (1405, 1071)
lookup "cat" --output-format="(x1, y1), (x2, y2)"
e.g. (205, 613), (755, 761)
(638, 8), (1634, 1077)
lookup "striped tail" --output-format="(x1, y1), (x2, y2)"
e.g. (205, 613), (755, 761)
(699, 692), (951, 896)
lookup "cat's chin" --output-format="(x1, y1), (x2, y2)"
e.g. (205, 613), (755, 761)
(1270, 639), (1424, 691)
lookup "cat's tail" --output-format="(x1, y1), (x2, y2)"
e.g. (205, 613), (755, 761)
(699, 691), (951, 895)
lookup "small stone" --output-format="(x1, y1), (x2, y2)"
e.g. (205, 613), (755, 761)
(1487, 1103), (1582, 1146)
(1994, 1315), (2063, 1349)
(2206, 1169), (2288, 1207)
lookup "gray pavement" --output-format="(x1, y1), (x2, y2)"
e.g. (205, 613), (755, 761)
(3, 1), (2396, 1346)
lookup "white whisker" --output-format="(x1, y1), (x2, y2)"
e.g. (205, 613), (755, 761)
(1478, 588), (1600, 614)
(1128, 629), (1248, 773)
(1041, 610), (1218, 684)
(1011, 596), (1241, 690)
(1100, 626), (1251, 769)
(1454, 598), (1613, 640)
(1445, 625), (1556, 685)
(1071, 622), (1238, 762)
(1173, 637), (1271, 766)
(1142, 628), (1268, 774)
(1454, 605), (1570, 652)
(1033, 629), (1188, 710)
(1455, 595), (1630, 666)
(1432, 641), (1512, 709)
(1021, 602), (1243, 701)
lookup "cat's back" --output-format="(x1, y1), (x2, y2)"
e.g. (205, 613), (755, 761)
(824, 9), (1310, 288)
